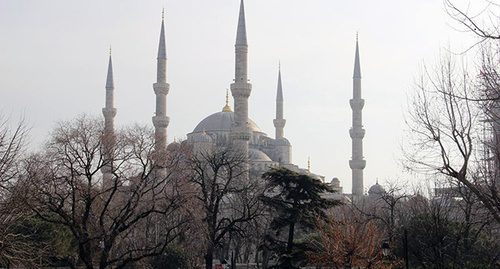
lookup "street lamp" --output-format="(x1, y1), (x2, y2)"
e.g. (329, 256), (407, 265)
(381, 241), (391, 257)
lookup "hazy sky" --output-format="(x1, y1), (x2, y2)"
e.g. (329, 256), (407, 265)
(0, 0), (478, 193)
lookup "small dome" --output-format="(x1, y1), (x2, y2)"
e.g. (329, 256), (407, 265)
(249, 148), (272, 162)
(167, 141), (181, 151)
(274, 137), (291, 146)
(192, 111), (262, 134)
(368, 182), (386, 196)
(331, 177), (340, 183)
(193, 132), (213, 143)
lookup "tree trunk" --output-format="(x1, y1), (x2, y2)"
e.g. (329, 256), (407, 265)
(287, 221), (295, 254)
(79, 240), (94, 269)
(205, 243), (214, 269)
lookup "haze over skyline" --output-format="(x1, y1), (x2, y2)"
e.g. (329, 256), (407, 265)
(0, 0), (477, 193)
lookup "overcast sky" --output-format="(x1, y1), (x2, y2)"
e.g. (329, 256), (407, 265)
(0, 0), (479, 194)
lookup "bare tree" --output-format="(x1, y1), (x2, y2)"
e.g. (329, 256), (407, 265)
(187, 146), (264, 269)
(404, 52), (500, 223)
(353, 181), (408, 242)
(308, 205), (400, 269)
(22, 115), (190, 269)
(445, 0), (500, 42)
(0, 115), (42, 266)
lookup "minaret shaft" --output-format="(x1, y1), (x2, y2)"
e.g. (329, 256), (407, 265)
(349, 38), (366, 197)
(231, 0), (251, 177)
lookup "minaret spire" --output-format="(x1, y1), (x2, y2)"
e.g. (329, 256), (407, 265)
(235, 0), (247, 46)
(349, 34), (366, 197)
(102, 50), (117, 189)
(274, 62), (286, 139)
(354, 34), (361, 79)
(152, 10), (170, 176)
(230, 0), (252, 179)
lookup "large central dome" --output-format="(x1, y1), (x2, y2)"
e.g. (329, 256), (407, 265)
(192, 111), (262, 134)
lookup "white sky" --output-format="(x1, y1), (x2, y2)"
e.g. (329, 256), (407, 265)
(0, 0), (479, 194)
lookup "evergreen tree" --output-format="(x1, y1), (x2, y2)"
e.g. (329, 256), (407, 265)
(260, 167), (341, 268)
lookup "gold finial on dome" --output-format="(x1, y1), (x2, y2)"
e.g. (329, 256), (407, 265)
(307, 157), (311, 173)
(222, 89), (232, 112)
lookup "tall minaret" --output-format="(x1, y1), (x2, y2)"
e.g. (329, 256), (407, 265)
(102, 48), (117, 189)
(230, 0), (252, 176)
(152, 10), (170, 172)
(349, 34), (366, 197)
(274, 62), (286, 139)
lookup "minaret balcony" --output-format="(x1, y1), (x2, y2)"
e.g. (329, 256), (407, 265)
(153, 82), (170, 95)
(273, 119), (286, 128)
(349, 159), (366, 170)
(152, 115), (170, 128)
(350, 99), (365, 109)
(231, 83), (252, 98)
(349, 128), (365, 139)
(102, 108), (117, 118)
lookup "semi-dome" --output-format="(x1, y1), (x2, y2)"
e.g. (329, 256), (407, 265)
(193, 132), (213, 143)
(274, 137), (291, 146)
(249, 148), (272, 162)
(192, 111), (262, 134)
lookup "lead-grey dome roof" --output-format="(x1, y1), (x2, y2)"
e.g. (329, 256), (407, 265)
(193, 132), (213, 143)
(249, 148), (272, 162)
(274, 137), (291, 146)
(192, 111), (262, 134)
(368, 182), (386, 196)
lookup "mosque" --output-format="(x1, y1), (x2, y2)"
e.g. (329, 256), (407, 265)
(101, 0), (378, 197)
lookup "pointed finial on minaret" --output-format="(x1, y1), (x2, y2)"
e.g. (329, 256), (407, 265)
(158, 9), (167, 59)
(354, 33), (361, 78)
(222, 89), (232, 112)
(277, 62), (283, 101)
(162, 7), (165, 20)
(279, 60), (281, 71)
(308, 157), (311, 173)
(106, 50), (114, 90)
(235, 0), (248, 45)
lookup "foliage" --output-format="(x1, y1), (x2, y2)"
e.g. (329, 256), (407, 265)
(149, 247), (189, 269)
(260, 167), (340, 268)
(308, 205), (400, 269)
(394, 210), (497, 269)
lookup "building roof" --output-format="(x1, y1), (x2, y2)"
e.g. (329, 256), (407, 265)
(249, 148), (272, 162)
(192, 111), (262, 134)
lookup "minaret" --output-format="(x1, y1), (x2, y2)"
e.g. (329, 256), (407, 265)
(152, 10), (170, 173)
(230, 0), (252, 177)
(273, 62), (292, 164)
(102, 48), (117, 189)
(349, 34), (366, 197)
(273, 62), (286, 139)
